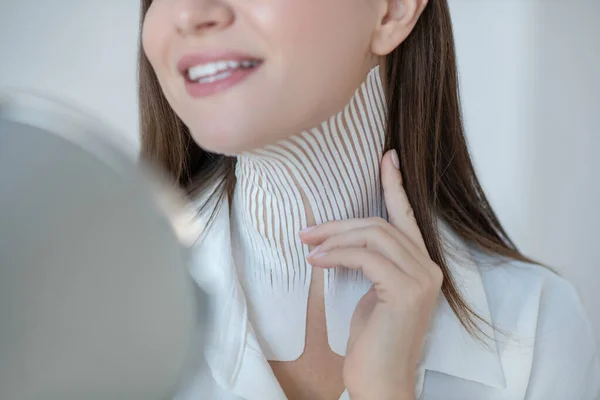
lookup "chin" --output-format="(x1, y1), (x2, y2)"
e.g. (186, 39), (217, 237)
(188, 123), (268, 156)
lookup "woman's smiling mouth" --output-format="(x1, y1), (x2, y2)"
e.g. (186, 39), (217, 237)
(178, 52), (263, 98)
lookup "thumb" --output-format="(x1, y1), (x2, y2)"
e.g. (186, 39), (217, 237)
(381, 149), (427, 253)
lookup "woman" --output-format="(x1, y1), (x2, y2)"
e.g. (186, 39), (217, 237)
(138, 0), (600, 399)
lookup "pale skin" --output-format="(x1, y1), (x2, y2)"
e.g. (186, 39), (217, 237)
(143, 0), (430, 153)
(142, 0), (439, 398)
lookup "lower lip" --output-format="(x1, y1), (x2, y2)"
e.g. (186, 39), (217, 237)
(184, 66), (260, 98)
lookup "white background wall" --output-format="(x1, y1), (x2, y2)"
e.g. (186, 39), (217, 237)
(1, 0), (599, 348)
(449, 0), (600, 351)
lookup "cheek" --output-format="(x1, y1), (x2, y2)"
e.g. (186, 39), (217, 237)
(141, 2), (184, 112)
(261, 0), (374, 63)
(141, 4), (169, 75)
(252, 0), (376, 109)
(247, 0), (377, 125)
(139, 0), (379, 154)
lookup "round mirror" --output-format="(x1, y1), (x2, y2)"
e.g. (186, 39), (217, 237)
(0, 91), (201, 400)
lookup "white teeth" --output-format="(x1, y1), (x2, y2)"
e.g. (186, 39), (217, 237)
(198, 71), (233, 84)
(187, 59), (257, 82)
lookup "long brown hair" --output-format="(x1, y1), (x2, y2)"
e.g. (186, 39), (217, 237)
(138, 0), (535, 337)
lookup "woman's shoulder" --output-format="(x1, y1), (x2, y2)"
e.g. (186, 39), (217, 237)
(476, 255), (587, 322)
(476, 254), (591, 335)
(477, 255), (600, 398)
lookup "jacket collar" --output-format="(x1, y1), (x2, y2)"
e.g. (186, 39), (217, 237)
(187, 198), (507, 397)
(416, 224), (506, 396)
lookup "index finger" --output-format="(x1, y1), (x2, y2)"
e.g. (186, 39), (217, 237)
(381, 150), (428, 254)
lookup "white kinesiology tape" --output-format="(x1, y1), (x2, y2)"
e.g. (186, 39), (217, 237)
(232, 65), (388, 360)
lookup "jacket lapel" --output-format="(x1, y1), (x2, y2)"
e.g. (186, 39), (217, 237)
(188, 197), (249, 390)
(416, 231), (506, 397)
(188, 196), (284, 399)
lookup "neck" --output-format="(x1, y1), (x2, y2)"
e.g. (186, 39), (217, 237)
(236, 65), (387, 225)
(231, 66), (388, 360)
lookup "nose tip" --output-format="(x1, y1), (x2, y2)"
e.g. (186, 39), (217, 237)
(175, 2), (234, 36)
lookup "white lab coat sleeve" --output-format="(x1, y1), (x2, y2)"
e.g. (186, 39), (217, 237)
(525, 272), (600, 399)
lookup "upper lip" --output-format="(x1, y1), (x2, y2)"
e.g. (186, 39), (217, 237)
(177, 51), (263, 74)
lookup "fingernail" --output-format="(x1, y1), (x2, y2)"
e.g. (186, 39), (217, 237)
(312, 251), (328, 259)
(307, 245), (321, 258)
(391, 149), (400, 170)
(300, 226), (316, 235)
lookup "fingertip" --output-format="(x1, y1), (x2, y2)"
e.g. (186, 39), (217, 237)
(381, 150), (403, 184)
(391, 149), (400, 170)
(298, 226), (316, 240)
(306, 245), (322, 258)
(299, 229), (322, 245)
(382, 149), (393, 165)
(382, 149), (400, 169)
(300, 225), (316, 234)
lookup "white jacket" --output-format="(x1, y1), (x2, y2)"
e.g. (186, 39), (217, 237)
(176, 199), (600, 400)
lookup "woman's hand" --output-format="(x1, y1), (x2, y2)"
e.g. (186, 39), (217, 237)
(299, 150), (443, 400)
